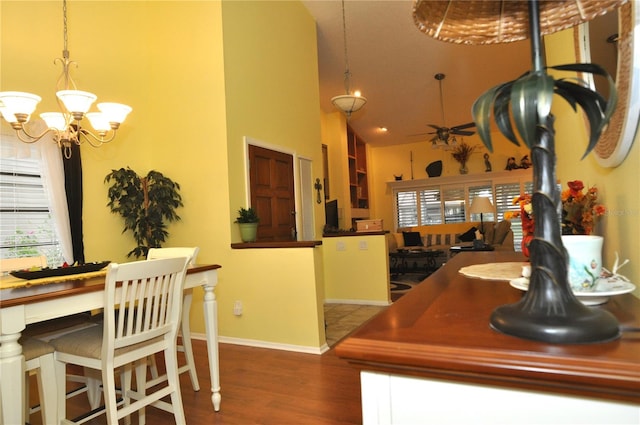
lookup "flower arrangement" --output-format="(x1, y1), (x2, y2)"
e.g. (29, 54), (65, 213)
(561, 180), (605, 235)
(502, 180), (605, 255)
(504, 194), (534, 256)
(450, 141), (478, 166)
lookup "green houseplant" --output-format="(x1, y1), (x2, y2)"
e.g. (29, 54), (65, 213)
(235, 207), (259, 242)
(105, 167), (183, 258)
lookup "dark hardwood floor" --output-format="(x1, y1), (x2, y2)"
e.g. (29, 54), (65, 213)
(29, 340), (363, 424)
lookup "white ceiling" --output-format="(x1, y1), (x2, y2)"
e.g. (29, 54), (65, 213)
(302, 0), (533, 147)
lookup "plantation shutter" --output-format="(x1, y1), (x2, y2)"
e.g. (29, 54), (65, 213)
(443, 186), (465, 223)
(419, 188), (442, 225)
(396, 190), (418, 228)
(495, 182), (534, 252)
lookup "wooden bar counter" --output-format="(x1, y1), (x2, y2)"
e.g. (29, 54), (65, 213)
(336, 252), (640, 424)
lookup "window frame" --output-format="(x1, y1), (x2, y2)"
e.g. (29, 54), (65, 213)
(390, 169), (533, 250)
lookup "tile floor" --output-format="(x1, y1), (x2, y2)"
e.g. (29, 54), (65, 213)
(324, 303), (388, 347)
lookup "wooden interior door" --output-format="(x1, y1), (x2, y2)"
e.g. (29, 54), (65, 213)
(249, 145), (296, 241)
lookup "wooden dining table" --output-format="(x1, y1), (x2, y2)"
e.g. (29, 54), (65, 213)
(0, 263), (221, 425)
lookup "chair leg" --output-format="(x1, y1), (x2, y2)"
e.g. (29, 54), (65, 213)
(148, 354), (159, 380)
(36, 353), (58, 425)
(135, 359), (148, 425)
(102, 365), (120, 425)
(164, 347), (186, 424)
(85, 368), (103, 410)
(54, 357), (68, 423)
(181, 289), (200, 391)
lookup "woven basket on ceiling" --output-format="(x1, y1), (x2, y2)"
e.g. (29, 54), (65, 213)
(413, 0), (626, 45)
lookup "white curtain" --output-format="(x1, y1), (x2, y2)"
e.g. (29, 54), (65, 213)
(0, 121), (74, 263)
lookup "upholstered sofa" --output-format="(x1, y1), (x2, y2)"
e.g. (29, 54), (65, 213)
(388, 221), (514, 267)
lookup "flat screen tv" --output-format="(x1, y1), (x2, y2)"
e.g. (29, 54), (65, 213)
(325, 199), (339, 229)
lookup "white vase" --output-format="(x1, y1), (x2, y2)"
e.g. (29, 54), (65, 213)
(561, 235), (603, 292)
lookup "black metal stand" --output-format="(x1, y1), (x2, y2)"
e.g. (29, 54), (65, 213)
(489, 0), (619, 344)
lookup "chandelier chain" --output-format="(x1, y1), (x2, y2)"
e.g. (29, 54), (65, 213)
(340, 0), (351, 95)
(63, 0), (68, 54)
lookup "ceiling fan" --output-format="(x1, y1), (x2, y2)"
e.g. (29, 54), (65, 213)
(425, 73), (475, 148)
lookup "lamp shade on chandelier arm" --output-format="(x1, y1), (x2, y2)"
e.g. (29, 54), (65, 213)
(0, 0), (132, 158)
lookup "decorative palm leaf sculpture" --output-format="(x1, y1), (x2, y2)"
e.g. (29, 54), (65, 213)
(414, 0), (622, 343)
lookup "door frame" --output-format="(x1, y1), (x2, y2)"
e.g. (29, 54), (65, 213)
(243, 136), (315, 241)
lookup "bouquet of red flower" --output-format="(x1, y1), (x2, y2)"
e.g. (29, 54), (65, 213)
(561, 180), (606, 235)
(504, 194), (533, 256)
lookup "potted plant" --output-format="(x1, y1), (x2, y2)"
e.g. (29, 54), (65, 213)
(235, 207), (259, 242)
(105, 167), (183, 258)
(450, 140), (478, 174)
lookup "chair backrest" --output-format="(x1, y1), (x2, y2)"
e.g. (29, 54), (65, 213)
(0, 255), (48, 273)
(146, 247), (199, 266)
(102, 257), (190, 357)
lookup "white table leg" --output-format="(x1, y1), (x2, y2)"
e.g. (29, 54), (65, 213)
(202, 281), (221, 411)
(1, 307), (26, 425)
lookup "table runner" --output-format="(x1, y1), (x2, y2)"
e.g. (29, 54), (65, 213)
(0, 270), (107, 290)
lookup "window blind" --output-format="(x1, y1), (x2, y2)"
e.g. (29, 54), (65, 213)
(419, 188), (442, 225)
(0, 157), (63, 264)
(443, 186), (465, 223)
(396, 190), (418, 228)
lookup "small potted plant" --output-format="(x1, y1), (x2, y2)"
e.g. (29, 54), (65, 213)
(235, 207), (259, 242)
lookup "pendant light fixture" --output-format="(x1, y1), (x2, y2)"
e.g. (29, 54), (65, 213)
(0, 0), (132, 159)
(331, 0), (367, 118)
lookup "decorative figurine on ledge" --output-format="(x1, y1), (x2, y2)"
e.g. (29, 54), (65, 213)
(484, 153), (492, 172)
(505, 157), (518, 170)
(520, 155), (532, 169)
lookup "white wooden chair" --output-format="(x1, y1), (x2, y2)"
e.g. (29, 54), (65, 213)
(51, 257), (190, 425)
(21, 337), (58, 424)
(146, 246), (200, 391)
(1, 256), (100, 415)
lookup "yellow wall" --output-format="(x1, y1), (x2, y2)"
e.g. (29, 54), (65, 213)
(546, 28), (640, 295)
(323, 234), (390, 304)
(1, 0), (328, 350)
(222, 0), (325, 241)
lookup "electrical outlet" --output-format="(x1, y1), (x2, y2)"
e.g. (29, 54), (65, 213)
(336, 241), (346, 251)
(233, 300), (243, 316)
(359, 240), (368, 250)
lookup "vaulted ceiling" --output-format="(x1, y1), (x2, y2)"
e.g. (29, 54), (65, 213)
(302, 0), (532, 147)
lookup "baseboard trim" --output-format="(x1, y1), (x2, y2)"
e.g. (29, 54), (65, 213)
(324, 298), (391, 306)
(190, 332), (329, 354)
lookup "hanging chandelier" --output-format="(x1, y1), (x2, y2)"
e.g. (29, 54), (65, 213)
(0, 0), (132, 159)
(331, 0), (367, 118)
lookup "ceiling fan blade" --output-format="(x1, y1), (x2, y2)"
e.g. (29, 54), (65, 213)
(427, 124), (442, 130)
(451, 122), (476, 131)
(451, 130), (476, 136)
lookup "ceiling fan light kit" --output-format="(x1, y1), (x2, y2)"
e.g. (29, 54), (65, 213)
(414, 0), (623, 344)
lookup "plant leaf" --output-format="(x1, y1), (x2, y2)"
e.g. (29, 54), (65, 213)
(492, 82), (521, 147)
(554, 79), (606, 158)
(472, 85), (500, 152)
(536, 73), (554, 121)
(510, 73), (540, 148)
